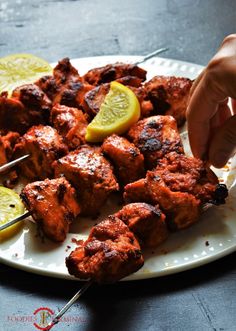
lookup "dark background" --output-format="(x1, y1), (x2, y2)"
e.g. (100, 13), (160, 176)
(0, 1), (236, 330)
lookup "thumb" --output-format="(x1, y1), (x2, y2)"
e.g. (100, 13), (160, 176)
(209, 114), (236, 168)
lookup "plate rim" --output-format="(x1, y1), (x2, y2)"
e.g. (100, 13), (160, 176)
(1, 55), (235, 282)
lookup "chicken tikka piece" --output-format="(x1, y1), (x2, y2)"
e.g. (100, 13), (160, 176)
(12, 83), (52, 124)
(115, 203), (168, 247)
(66, 216), (144, 283)
(127, 115), (184, 169)
(36, 58), (93, 109)
(123, 178), (151, 203)
(13, 125), (68, 180)
(82, 83), (109, 119)
(83, 62), (147, 86)
(0, 85), (51, 134)
(124, 152), (228, 230)
(145, 76), (192, 127)
(50, 104), (88, 150)
(0, 131), (20, 167)
(21, 177), (80, 242)
(101, 134), (145, 186)
(53, 145), (119, 216)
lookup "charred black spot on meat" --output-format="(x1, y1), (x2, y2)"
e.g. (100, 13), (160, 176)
(100, 68), (116, 84)
(34, 185), (43, 192)
(140, 138), (162, 152)
(210, 184), (228, 205)
(57, 183), (67, 202)
(19, 192), (29, 208)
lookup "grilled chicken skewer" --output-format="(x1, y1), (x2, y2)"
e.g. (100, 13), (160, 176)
(0, 114), (228, 236)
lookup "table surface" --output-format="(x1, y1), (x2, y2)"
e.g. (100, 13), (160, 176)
(1, 1), (236, 330)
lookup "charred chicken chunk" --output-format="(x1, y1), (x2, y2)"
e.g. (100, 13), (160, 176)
(124, 152), (228, 230)
(36, 58), (93, 109)
(130, 86), (154, 118)
(102, 134), (145, 185)
(115, 203), (168, 247)
(145, 76), (192, 126)
(127, 115), (184, 169)
(155, 152), (226, 204)
(0, 92), (33, 134)
(0, 85), (51, 134)
(66, 216), (144, 283)
(146, 171), (201, 230)
(51, 104), (88, 149)
(12, 83), (52, 124)
(82, 83), (110, 119)
(83, 62), (146, 86)
(53, 79), (93, 109)
(0, 131), (20, 166)
(53, 57), (81, 85)
(116, 75), (144, 87)
(21, 177), (80, 242)
(35, 75), (58, 100)
(123, 178), (151, 204)
(53, 145), (119, 216)
(13, 125), (68, 180)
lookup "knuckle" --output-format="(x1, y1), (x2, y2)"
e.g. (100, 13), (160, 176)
(206, 55), (232, 84)
(207, 56), (225, 73)
(222, 34), (236, 45)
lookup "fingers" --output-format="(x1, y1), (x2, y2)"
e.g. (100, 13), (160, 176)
(208, 114), (236, 168)
(187, 75), (221, 159)
(187, 34), (236, 160)
(189, 68), (206, 98)
(209, 101), (231, 137)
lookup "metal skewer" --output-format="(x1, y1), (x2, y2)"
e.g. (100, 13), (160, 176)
(46, 279), (93, 330)
(0, 154), (30, 174)
(0, 211), (31, 231)
(133, 47), (169, 65)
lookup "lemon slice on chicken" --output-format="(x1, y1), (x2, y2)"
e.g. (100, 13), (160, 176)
(85, 81), (140, 142)
(0, 53), (52, 95)
(0, 187), (25, 241)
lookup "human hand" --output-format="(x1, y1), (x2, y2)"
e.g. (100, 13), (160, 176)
(187, 34), (236, 168)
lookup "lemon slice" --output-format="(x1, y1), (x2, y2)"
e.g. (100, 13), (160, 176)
(0, 53), (52, 95)
(85, 81), (140, 142)
(0, 186), (25, 241)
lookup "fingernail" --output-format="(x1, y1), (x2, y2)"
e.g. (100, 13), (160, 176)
(211, 151), (228, 168)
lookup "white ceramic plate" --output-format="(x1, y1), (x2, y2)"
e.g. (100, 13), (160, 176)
(0, 55), (236, 281)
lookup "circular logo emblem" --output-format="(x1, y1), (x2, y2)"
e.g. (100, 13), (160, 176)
(33, 307), (54, 330)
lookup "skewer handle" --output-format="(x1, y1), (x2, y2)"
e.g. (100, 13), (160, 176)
(0, 154), (30, 174)
(134, 47), (169, 65)
(0, 211), (31, 231)
(46, 280), (93, 330)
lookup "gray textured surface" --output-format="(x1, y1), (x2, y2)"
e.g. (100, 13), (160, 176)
(0, 0), (236, 64)
(1, 1), (236, 330)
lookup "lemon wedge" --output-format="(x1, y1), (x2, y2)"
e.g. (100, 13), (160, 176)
(0, 53), (52, 95)
(85, 81), (140, 142)
(0, 186), (25, 241)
